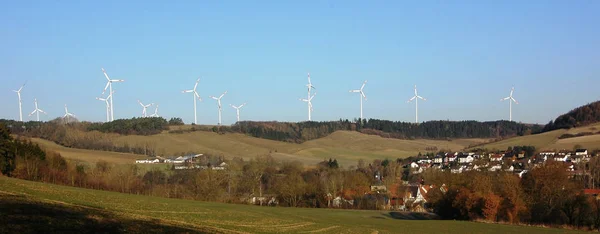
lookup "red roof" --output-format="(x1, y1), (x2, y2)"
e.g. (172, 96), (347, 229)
(584, 189), (600, 195)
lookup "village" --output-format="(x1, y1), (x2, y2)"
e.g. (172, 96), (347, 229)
(132, 147), (600, 213)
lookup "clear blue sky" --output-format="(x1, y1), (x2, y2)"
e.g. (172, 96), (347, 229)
(1, 1), (599, 125)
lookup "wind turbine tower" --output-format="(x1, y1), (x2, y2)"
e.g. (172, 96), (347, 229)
(63, 104), (76, 123)
(300, 73), (316, 121)
(96, 91), (113, 122)
(407, 85), (426, 124)
(209, 91), (227, 125)
(101, 68), (125, 121)
(12, 82), (26, 121)
(28, 98), (47, 121)
(230, 103), (246, 122)
(500, 87), (519, 121)
(138, 100), (154, 118)
(349, 80), (367, 120)
(182, 78), (202, 124)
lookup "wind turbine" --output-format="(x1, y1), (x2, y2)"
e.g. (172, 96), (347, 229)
(12, 82), (26, 121)
(209, 91), (227, 125)
(230, 103), (246, 122)
(500, 87), (519, 121)
(299, 92), (316, 121)
(300, 73), (317, 121)
(63, 104), (76, 123)
(96, 91), (113, 122)
(182, 78), (202, 124)
(407, 85), (426, 124)
(28, 98), (47, 121)
(150, 104), (160, 117)
(138, 100), (154, 118)
(349, 80), (367, 120)
(101, 68), (124, 121)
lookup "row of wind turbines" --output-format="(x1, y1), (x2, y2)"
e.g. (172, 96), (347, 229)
(11, 70), (520, 124)
(299, 73), (520, 123)
(12, 82), (75, 122)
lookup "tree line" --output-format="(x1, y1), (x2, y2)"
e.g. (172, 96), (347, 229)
(543, 100), (600, 132)
(221, 119), (542, 143)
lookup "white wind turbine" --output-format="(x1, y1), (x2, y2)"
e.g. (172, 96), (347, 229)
(150, 104), (160, 117)
(101, 68), (124, 121)
(407, 85), (426, 124)
(209, 91), (227, 125)
(12, 82), (26, 121)
(300, 73), (317, 121)
(63, 104), (76, 123)
(349, 80), (367, 120)
(500, 87), (519, 121)
(138, 100), (154, 118)
(28, 98), (47, 121)
(299, 92), (317, 121)
(96, 91), (113, 122)
(182, 78), (202, 124)
(230, 103), (246, 122)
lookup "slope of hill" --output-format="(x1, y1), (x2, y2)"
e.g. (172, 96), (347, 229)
(0, 177), (583, 234)
(27, 137), (141, 164)
(542, 100), (600, 132)
(106, 130), (485, 166)
(470, 123), (600, 151)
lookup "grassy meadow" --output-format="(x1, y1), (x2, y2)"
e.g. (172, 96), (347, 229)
(0, 176), (586, 234)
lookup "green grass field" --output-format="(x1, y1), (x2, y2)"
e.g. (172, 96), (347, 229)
(0, 176), (585, 234)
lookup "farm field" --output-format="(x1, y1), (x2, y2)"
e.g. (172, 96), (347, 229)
(472, 123), (600, 152)
(0, 176), (585, 234)
(111, 130), (487, 166)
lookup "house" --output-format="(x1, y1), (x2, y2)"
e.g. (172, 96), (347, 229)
(446, 153), (457, 162)
(433, 155), (443, 164)
(539, 151), (556, 157)
(490, 154), (503, 162)
(553, 154), (570, 162)
(458, 155), (474, 164)
(370, 185), (387, 193)
(165, 154), (203, 164)
(135, 158), (160, 164)
(576, 149), (588, 157)
(332, 196), (354, 208)
(517, 151), (526, 159)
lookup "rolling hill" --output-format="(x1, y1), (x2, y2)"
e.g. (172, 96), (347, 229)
(470, 123), (600, 151)
(27, 130), (486, 167)
(0, 176), (585, 234)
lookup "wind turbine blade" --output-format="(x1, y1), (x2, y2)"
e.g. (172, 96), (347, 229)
(408, 96), (416, 102)
(349, 90), (360, 93)
(102, 82), (110, 94)
(239, 103), (246, 108)
(511, 97), (518, 104)
(111, 79), (125, 82)
(361, 80), (367, 90)
(210, 96), (218, 100)
(194, 91), (202, 101)
(230, 104), (236, 109)
(501, 97), (510, 101)
(102, 68), (110, 81)
(307, 73), (311, 84)
(39, 109), (47, 115)
(219, 91), (228, 99)
(361, 91), (367, 100)
(510, 87), (514, 97)
(182, 90), (192, 93)
(138, 100), (144, 107)
(194, 78), (200, 90)
(29, 110), (37, 116)
(310, 92), (317, 100)
(418, 95), (426, 100)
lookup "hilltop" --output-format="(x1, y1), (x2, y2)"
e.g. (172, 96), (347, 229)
(542, 100), (600, 132)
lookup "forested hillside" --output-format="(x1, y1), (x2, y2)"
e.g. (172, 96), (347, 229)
(225, 119), (541, 143)
(543, 100), (600, 132)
